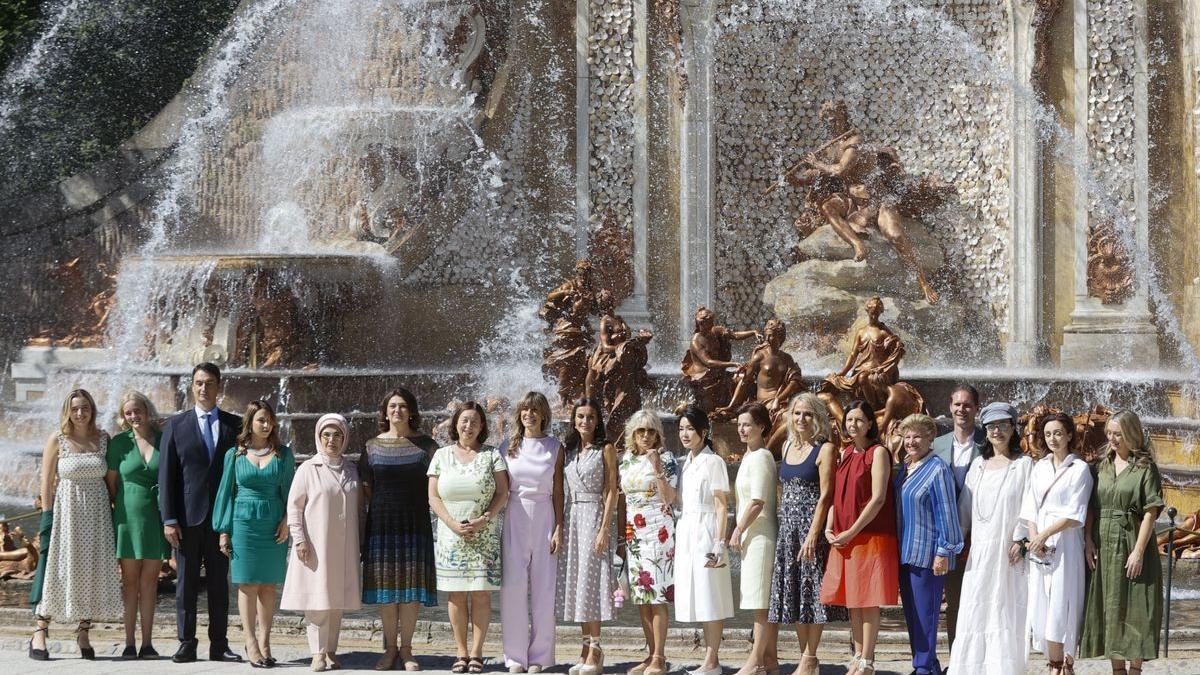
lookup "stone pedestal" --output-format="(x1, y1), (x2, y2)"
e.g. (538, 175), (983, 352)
(1060, 305), (1160, 370)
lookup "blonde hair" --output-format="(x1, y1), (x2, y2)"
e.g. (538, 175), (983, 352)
(59, 388), (99, 437)
(116, 391), (161, 432)
(508, 391), (553, 457)
(1103, 410), (1154, 468)
(786, 392), (832, 448)
(897, 413), (938, 439)
(623, 409), (665, 455)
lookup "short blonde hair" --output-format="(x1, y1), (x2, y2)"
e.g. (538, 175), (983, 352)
(897, 413), (938, 439)
(59, 388), (99, 436)
(116, 391), (161, 432)
(786, 392), (832, 448)
(624, 409), (665, 454)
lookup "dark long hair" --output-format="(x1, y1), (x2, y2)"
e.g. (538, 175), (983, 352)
(678, 404), (713, 449)
(843, 399), (880, 445)
(237, 400), (282, 457)
(378, 387), (422, 433)
(980, 413), (1020, 460)
(564, 398), (607, 452)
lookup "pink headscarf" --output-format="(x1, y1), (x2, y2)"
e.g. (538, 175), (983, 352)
(314, 413), (349, 463)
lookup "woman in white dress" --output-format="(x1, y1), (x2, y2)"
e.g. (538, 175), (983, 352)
(674, 405), (733, 675)
(1021, 412), (1092, 675)
(729, 403), (778, 675)
(949, 402), (1032, 675)
(28, 388), (122, 661)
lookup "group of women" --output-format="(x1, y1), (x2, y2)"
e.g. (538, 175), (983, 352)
(26, 381), (1166, 675)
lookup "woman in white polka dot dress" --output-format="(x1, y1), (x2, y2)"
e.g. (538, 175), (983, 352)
(28, 389), (122, 661)
(559, 399), (618, 675)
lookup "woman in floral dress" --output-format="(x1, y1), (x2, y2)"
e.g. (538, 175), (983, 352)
(428, 402), (510, 674)
(619, 409), (678, 675)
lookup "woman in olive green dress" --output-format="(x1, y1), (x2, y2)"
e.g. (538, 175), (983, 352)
(1080, 410), (1164, 674)
(104, 391), (169, 660)
(214, 400), (296, 668)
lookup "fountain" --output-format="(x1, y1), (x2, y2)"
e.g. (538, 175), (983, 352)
(0, 0), (1198, 516)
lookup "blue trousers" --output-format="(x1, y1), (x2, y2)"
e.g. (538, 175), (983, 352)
(899, 564), (946, 675)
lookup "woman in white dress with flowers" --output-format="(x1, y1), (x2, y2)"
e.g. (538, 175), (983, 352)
(949, 402), (1032, 675)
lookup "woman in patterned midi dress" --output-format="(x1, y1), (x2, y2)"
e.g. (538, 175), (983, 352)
(618, 409), (678, 675)
(360, 388), (439, 671)
(769, 394), (846, 675)
(559, 399), (618, 675)
(29, 389), (122, 661)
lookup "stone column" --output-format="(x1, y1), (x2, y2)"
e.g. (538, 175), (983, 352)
(1006, 1), (1045, 367)
(677, 0), (716, 350)
(1059, 0), (1159, 369)
(577, 0), (651, 326)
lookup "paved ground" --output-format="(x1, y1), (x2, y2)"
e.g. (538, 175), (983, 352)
(0, 631), (1195, 674)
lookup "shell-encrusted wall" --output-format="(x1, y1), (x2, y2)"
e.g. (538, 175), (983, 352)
(1085, 0), (1137, 243)
(710, 0), (1014, 332)
(586, 0), (637, 231)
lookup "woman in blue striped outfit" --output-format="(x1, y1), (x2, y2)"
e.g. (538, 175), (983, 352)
(893, 413), (964, 675)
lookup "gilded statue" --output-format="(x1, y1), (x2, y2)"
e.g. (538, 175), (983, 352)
(540, 260), (598, 406)
(769, 100), (952, 305)
(1086, 222), (1134, 305)
(713, 318), (803, 453)
(681, 307), (760, 413)
(817, 297), (924, 440)
(585, 290), (654, 444)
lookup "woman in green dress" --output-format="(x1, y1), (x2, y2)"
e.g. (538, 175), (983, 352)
(1080, 410), (1164, 675)
(104, 391), (169, 660)
(214, 400), (296, 668)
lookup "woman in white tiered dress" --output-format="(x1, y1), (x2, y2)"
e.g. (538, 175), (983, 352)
(949, 402), (1032, 675)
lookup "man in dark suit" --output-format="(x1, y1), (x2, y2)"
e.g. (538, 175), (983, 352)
(930, 383), (985, 665)
(158, 362), (243, 663)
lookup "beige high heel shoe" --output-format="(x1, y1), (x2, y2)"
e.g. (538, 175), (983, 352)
(570, 637), (592, 675)
(311, 653), (329, 672)
(845, 653), (863, 675)
(645, 655), (667, 675)
(579, 639), (605, 675)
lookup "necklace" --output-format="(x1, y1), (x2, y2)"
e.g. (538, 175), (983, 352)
(247, 445), (273, 458)
(973, 461), (1014, 524)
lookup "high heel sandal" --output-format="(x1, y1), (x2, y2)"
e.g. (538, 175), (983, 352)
(28, 622), (49, 661)
(644, 655), (667, 675)
(400, 645), (421, 672)
(1047, 659), (1064, 675)
(570, 637), (592, 675)
(580, 639), (605, 675)
(845, 653), (863, 675)
(75, 620), (95, 660)
(855, 659), (875, 675)
(797, 654), (819, 675)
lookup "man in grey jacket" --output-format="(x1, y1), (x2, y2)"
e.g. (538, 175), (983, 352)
(930, 384), (985, 660)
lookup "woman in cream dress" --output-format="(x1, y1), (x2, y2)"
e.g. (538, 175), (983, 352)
(730, 403), (779, 675)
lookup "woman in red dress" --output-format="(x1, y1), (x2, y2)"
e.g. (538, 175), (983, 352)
(819, 400), (899, 675)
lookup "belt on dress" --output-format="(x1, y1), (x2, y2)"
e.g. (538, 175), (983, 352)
(571, 493), (602, 504)
(1099, 508), (1139, 520)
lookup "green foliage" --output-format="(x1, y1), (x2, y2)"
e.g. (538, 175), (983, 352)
(0, 0), (239, 204)
(0, 0), (44, 72)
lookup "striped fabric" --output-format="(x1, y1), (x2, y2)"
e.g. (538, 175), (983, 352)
(894, 455), (964, 570)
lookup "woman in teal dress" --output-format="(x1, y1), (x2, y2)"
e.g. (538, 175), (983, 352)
(104, 391), (169, 660)
(214, 400), (296, 668)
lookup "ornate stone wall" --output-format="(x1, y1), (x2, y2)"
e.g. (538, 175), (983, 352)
(1083, 0), (1137, 302)
(585, 0), (637, 232)
(709, 0), (1014, 331)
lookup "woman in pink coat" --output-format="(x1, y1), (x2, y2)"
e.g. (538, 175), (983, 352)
(281, 413), (362, 672)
